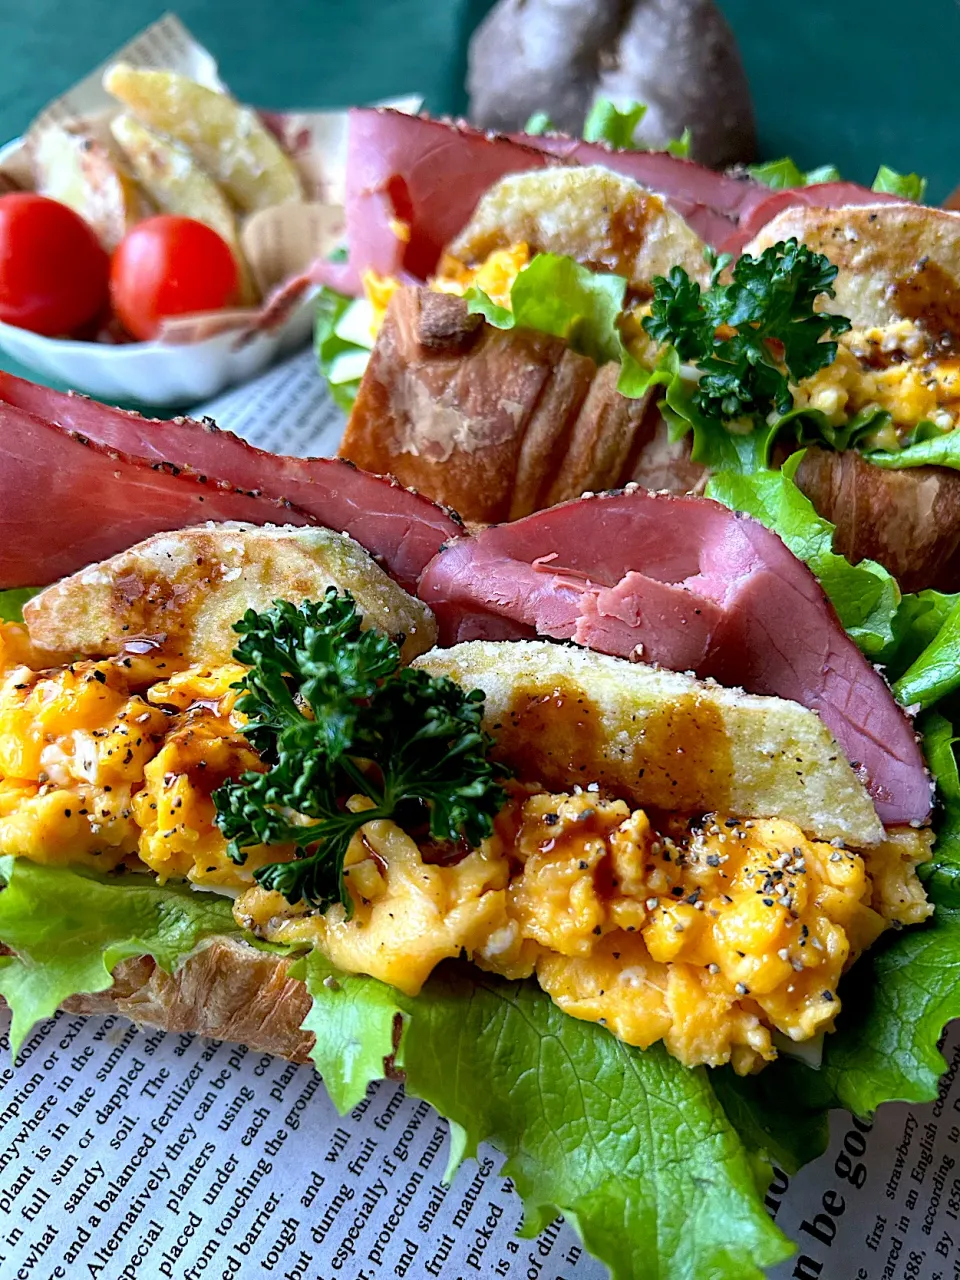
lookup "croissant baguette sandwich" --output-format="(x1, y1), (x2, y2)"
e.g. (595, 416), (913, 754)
(3, 371), (960, 1279)
(316, 106), (960, 591)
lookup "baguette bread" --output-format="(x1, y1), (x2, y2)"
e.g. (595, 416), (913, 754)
(64, 940), (315, 1062)
(338, 287), (655, 523)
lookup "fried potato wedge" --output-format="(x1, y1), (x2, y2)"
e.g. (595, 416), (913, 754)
(110, 113), (257, 303)
(31, 122), (146, 251)
(441, 165), (710, 294)
(24, 524), (436, 666)
(103, 63), (303, 213)
(741, 203), (960, 333)
(416, 640), (884, 845)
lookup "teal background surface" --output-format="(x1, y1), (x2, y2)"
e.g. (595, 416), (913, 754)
(0, 1), (954, 197)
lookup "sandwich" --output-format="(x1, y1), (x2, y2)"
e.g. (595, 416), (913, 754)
(2, 375), (960, 1279)
(316, 105), (960, 592)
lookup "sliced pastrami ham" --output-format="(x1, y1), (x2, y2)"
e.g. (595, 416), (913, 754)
(0, 398), (314, 588)
(418, 489), (931, 826)
(0, 372), (461, 592)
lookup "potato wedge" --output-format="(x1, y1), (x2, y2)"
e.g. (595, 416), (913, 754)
(31, 122), (146, 251)
(110, 113), (257, 304)
(741, 203), (960, 332)
(415, 640), (884, 846)
(103, 64), (303, 213)
(441, 165), (710, 294)
(24, 524), (436, 666)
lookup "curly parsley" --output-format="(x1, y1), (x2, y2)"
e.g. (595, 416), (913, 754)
(213, 589), (508, 911)
(642, 238), (851, 429)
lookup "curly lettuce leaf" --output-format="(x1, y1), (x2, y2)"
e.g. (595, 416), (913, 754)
(665, 127), (692, 158)
(706, 456), (902, 655)
(893, 596), (960, 710)
(290, 948), (402, 1113)
(0, 589), (39, 623)
(314, 287), (374, 412)
(583, 98), (647, 149)
(300, 960), (791, 1280)
(0, 858), (237, 1056)
(921, 710), (960, 909)
(523, 110), (553, 135)
(873, 164), (928, 202)
(711, 1067), (830, 1176)
(747, 157), (841, 190)
(866, 427), (960, 470)
(467, 253), (626, 366)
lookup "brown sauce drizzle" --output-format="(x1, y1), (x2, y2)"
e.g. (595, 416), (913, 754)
(496, 680), (733, 812)
(890, 258), (960, 353)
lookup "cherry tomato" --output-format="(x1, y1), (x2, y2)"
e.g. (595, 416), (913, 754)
(110, 215), (240, 341)
(0, 193), (109, 336)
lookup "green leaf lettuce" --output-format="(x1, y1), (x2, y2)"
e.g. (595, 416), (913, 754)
(467, 253), (626, 366)
(314, 287), (374, 412)
(0, 858), (238, 1056)
(298, 958), (793, 1280)
(872, 164), (928, 202)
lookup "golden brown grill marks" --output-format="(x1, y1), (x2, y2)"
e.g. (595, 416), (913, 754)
(497, 680), (733, 811)
(891, 258), (960, 352)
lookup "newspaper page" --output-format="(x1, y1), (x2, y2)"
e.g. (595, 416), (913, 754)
(0, 1007), (597, 1280)
(3, 344), (960, 1280)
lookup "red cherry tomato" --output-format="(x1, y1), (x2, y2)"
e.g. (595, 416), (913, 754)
(0, 193), (109, 336)
(110, 215), (240, 341)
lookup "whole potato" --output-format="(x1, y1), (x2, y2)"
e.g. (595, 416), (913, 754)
(467, 0), (756, 169)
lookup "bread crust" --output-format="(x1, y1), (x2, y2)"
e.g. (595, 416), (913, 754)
(340, 287), (653, 523)
(63, 938), (315, 1062)
(792, 446), (960, 593)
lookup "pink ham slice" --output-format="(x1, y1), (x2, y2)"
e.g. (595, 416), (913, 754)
(312, 110), (551, 295)
(0, 398), (314, 588)
(0, 373), (462, 593)
(418, 490), (931, 826)
(727, 181), (910, 253)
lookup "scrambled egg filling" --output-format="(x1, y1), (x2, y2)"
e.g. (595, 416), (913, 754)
(792, 321), (960, 438)
(0, 634), (289, 885)
(0, 624), (933, 1073)
(363, 242), (531, 337)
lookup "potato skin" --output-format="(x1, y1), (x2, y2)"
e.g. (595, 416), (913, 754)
(467, 0), (756, 169)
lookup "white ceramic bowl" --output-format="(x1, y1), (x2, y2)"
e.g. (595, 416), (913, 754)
(0, 137), (315, 405)
(0, 301), (315, 405)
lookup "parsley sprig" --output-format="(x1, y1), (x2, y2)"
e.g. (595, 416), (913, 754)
(642, 238), (851, 427)
(213, 590), (508, 911)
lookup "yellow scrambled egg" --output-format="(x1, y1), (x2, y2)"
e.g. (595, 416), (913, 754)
(234, 788), (932, 1075)
(0, 632), (288, 886)
(363, 242), (531, 337)
(793, 321), (960, 438)
(0, 623), (933, 1073)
